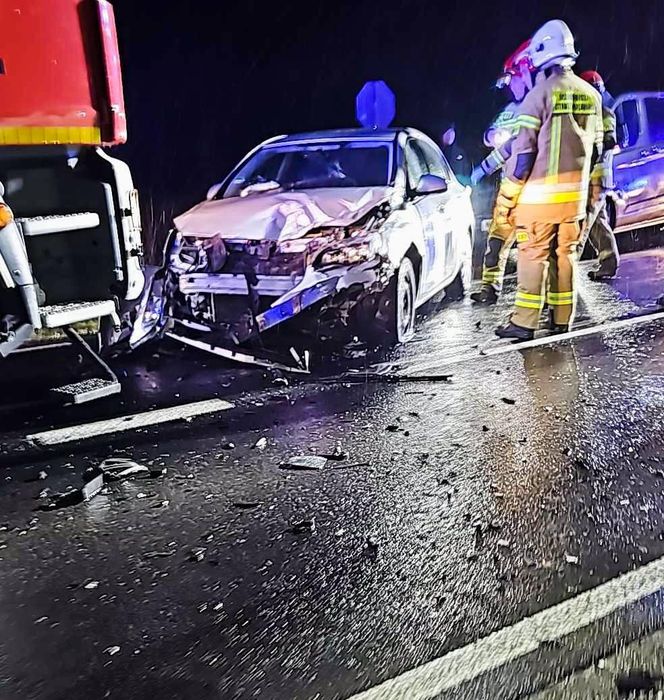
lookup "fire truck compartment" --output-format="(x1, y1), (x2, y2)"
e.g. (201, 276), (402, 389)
(0, 148), (124, 306)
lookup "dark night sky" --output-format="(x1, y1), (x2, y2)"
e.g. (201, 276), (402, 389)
(110, 0), (664, 246)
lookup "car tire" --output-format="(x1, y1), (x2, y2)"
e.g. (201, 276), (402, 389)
(373, 257), (417, 344)
(446, 230), (473, 301)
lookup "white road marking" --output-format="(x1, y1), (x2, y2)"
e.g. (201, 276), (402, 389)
(481, 310), (664, 357)
(27, 398), (234, 446)
(347, 554), (664, 700)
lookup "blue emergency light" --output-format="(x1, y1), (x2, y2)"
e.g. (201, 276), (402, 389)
(356, 80), (396, 129)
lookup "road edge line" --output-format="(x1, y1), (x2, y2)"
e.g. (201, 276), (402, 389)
(482, 310), (664, 356)
(26, 398), (234, 447)
(347, 555), (664, 700)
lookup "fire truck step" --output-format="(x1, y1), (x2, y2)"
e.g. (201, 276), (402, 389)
(40, 300), (116, 328)
(17, 212), (100, 237)
(50, 377), (121, 404)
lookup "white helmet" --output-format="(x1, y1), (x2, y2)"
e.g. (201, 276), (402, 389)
(529, 19), (578, 71)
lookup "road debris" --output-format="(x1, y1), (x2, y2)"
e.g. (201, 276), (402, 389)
(337, 373), (453, 385)
(220, 442), (236, 451)
(84, 580), (100, 590)
(253, 437), (268, 450)
(565, 553), (580, 565)
(143, 549), (176, 559)
(321, 445), (348, 461)
(25, 470), (48, 483)
(280, 456), (328, 471)
(500, 397), (516, 405)
(232, 501), (262, 510)
(188, 547), (207, 562)
(474, 523), (484, 550)
(38, 488), (84, 511)
(615, 670), (663, 696)
(99, 458), (149, 481)
(291, 518), (316, 534)
(497, 539), (511, 549)
(364, 535), (380, 551)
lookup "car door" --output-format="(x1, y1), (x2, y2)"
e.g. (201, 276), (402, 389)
(418, 140), (469, 283)
(613, 97), (652, 229)
(639, 96), (664, 226)
(403, 138), (452, 300)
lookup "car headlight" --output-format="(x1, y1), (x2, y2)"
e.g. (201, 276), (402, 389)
(314, 238), (379, 268)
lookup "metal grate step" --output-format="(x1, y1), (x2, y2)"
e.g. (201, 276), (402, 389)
(50, 377), (121, 404)
(17, 212), (100, 237)
(40, 300), (115, 329)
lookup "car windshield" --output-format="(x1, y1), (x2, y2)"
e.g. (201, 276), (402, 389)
(221, 140), (394, 198)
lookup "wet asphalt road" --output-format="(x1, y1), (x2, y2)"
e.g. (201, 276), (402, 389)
(1, 251), (664, 699)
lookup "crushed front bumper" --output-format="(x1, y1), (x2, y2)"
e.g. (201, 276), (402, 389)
(130, 256), (390, 364)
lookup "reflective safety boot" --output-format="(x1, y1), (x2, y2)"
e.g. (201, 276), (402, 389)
(470, 286), (498, 305)
(495, 322), (534, 341)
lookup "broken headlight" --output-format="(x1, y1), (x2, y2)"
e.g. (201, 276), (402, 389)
(314, 238), (380, 268)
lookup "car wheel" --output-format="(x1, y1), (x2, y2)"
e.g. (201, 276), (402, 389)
(372, 257), (417, 344)
(446, 230), (473, 301)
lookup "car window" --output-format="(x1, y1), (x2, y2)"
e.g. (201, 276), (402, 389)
(645, 97), (664, 143)
(615, 100), (640, 148)
(418, 140), (452, 181)
(404, 141), (428, 190)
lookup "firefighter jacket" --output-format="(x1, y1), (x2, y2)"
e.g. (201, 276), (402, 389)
(498, 68), (604, 226)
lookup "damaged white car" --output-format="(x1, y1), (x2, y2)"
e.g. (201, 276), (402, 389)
(131, 128), (475, 364)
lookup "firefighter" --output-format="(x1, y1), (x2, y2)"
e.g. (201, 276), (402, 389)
(579, 70), (620, 280)
(469, 41), (536, 305)
(495, 19), (604, 340)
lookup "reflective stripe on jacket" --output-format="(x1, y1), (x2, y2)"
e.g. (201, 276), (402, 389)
(480, 104), (540, 179)
(502, 69), (604, 225)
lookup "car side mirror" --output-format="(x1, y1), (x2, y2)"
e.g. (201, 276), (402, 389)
(206, 182), (223, 200)
(415, 173), (448, 195)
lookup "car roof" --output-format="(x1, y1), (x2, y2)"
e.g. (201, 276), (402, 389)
(614, 91), (664, 102)
(261, 127), (441, 152)
(271, 128), (402, 144)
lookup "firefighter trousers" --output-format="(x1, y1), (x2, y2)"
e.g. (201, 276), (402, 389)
(511, 220), (582, 330)
(480, 206), (516, 292)
(587, 199), (619, 276)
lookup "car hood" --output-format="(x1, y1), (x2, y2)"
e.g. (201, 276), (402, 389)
(173, 186), (392, 242)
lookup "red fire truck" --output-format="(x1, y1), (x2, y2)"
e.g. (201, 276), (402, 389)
(0, 0), (144, 403)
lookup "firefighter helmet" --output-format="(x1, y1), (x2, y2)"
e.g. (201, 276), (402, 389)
(580, 70), (605, 93)
(496, 40), (533, 89)
(529, 19), (578, 71)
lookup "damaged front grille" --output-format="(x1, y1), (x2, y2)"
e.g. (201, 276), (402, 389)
(173, 236), (305, 278)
